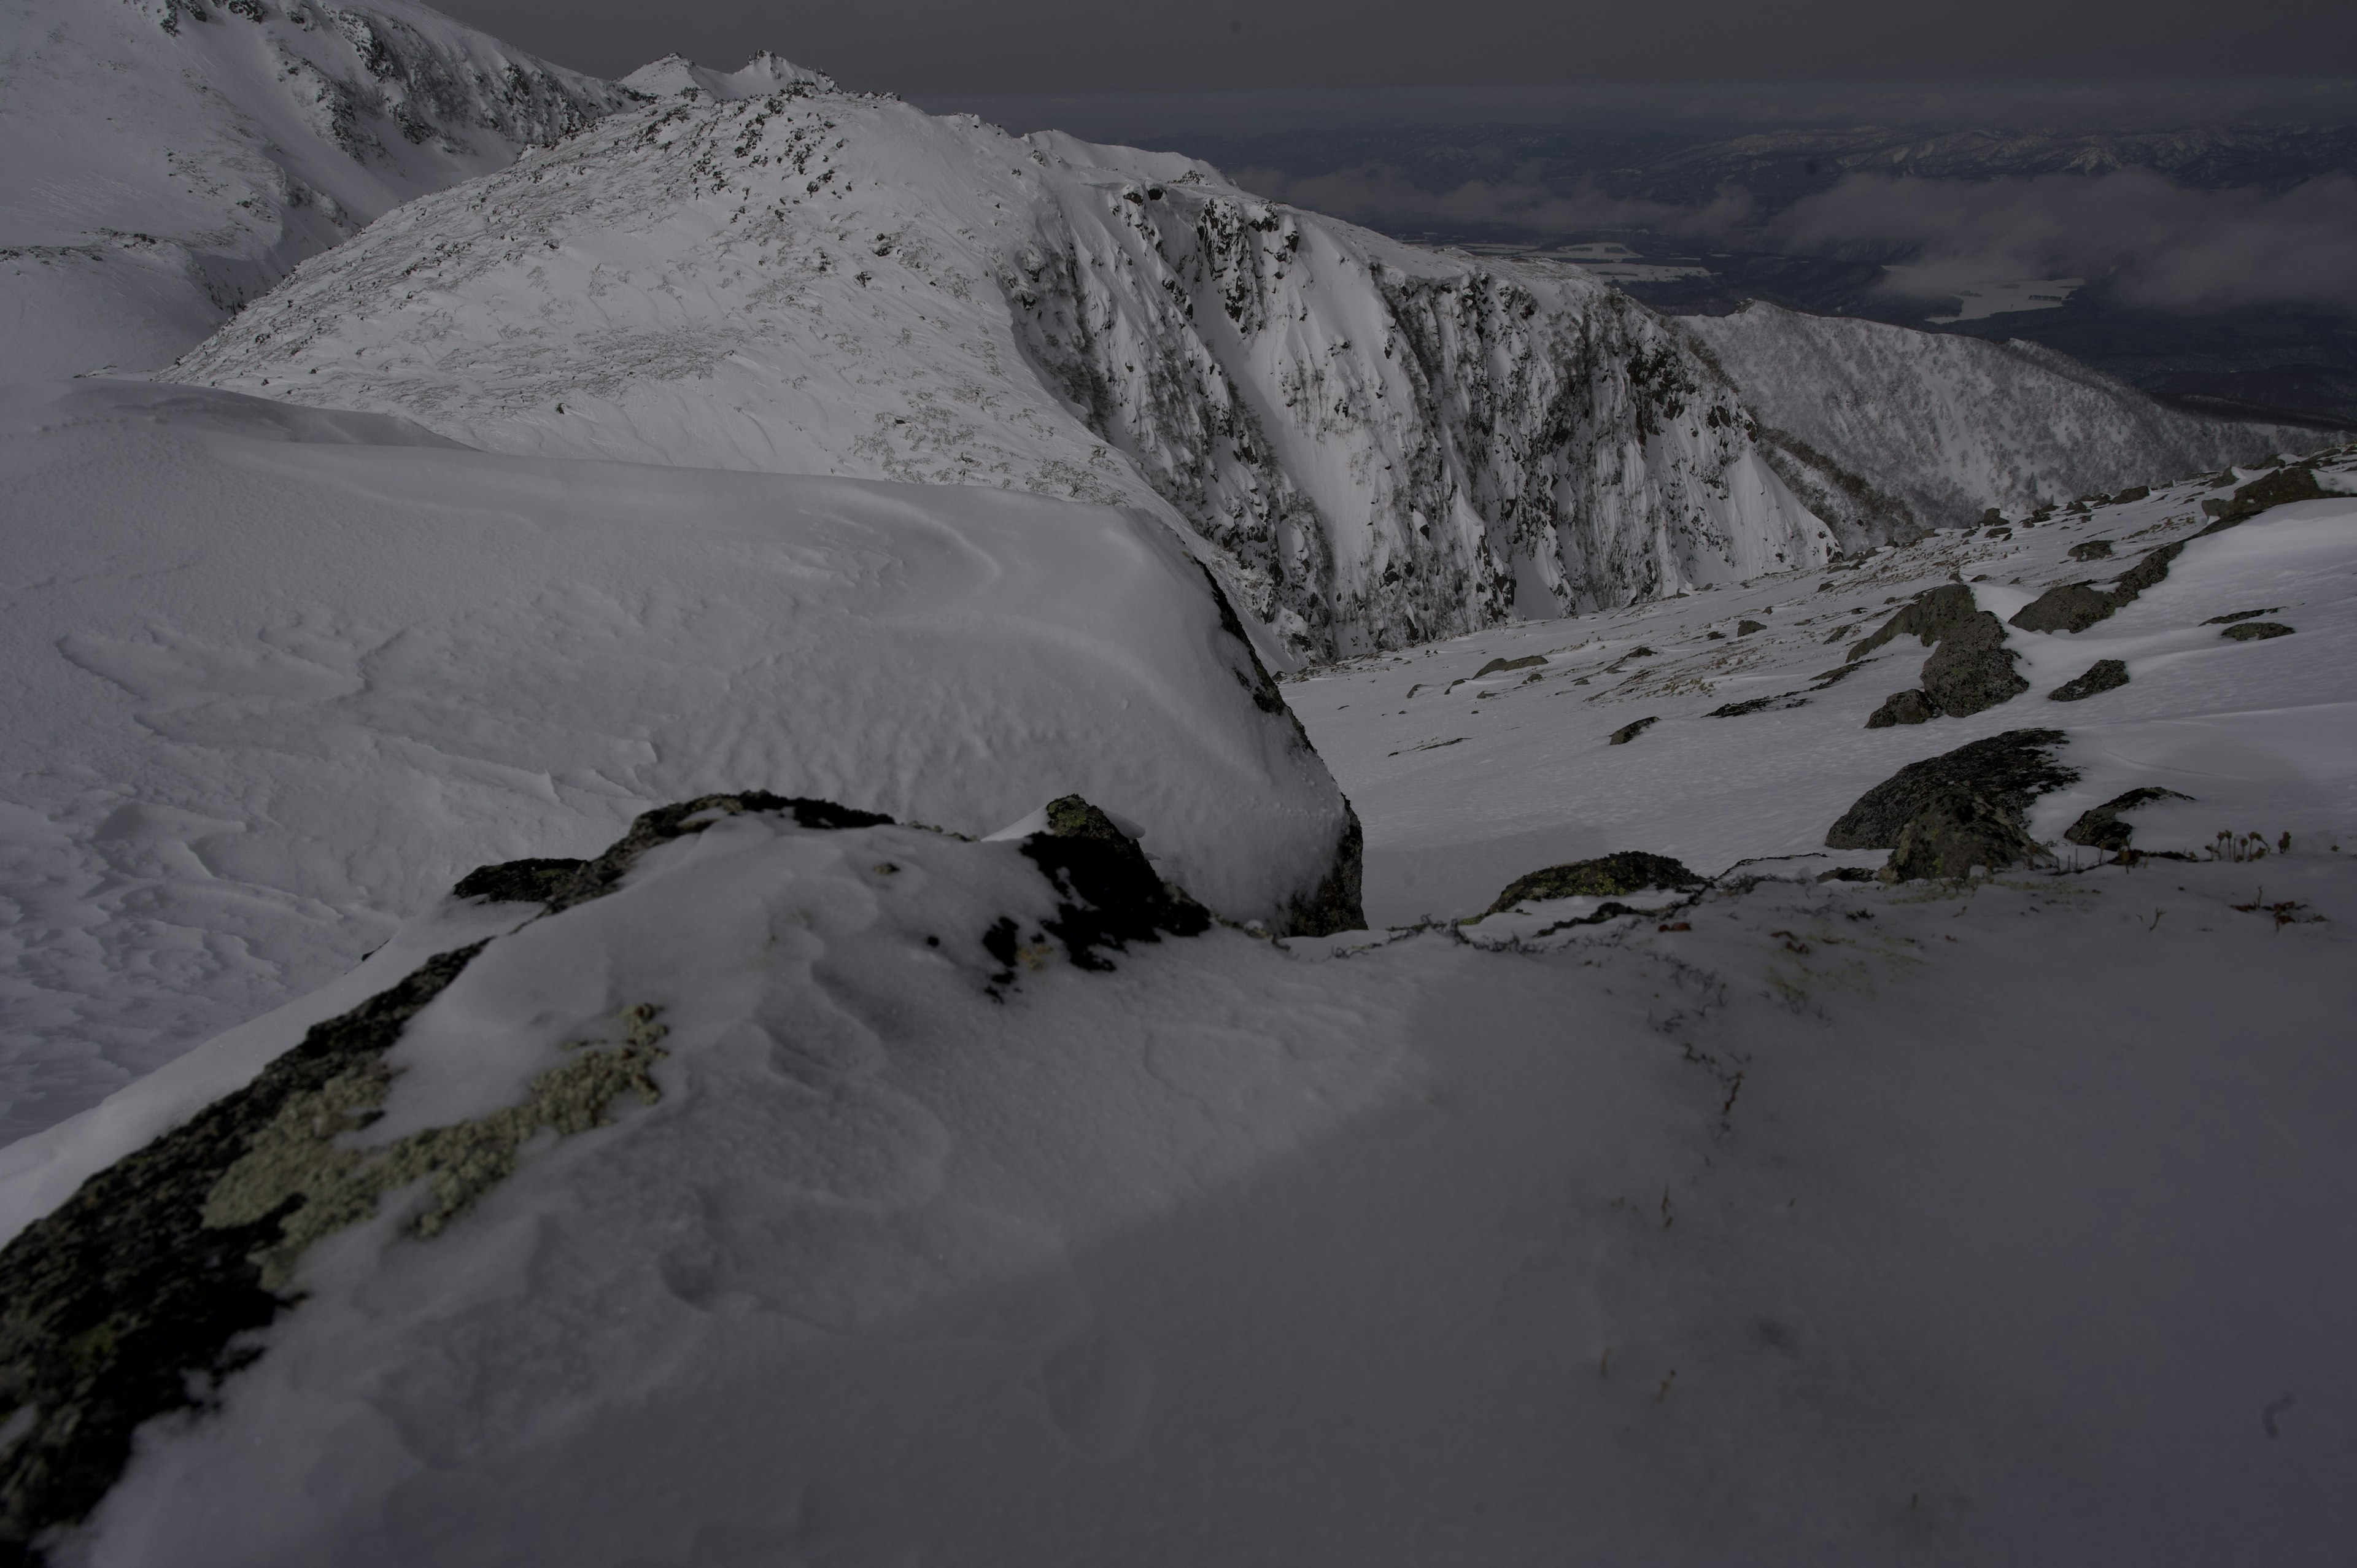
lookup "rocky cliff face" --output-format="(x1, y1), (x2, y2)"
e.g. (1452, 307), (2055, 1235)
(160, 88), (1834, 658)
(1682, 302), (2336, 537)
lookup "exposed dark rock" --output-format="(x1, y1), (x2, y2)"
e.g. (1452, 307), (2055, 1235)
(1846, 583), (1978, 662)
(1822, 623), (1853, 644)
(452, 857), (587, 903)
(2064, 787), (2195, 853)
(2113, 485), (2150, 503)
(1486, 851), (1706, 914)
(2048, 659), (2130, 701)
(2008, 581), (2117, 634)
(0, 944), (491, 1560)
(1826, 730), (2077, 884)
(2203, 607), (2281, 625)
(1012, 795), (1213, 972)
(2221, 622), (2295, 641)
(1865, 689), (1938, 728)
(1886, 792), (2048, 882)
(1474, 654), (1545, 678)
(1809, 662), (1862, 688)
(1708, 692), (1808, 717)
(2010, 540), (2185, 635)
(1287, 803), (1366, 937)
(2112, 542), (2184, 597)
(2195, 465), (2327, 536)
(1608, 716), (1659, 745)
(1918, 611), (2027, 716)
(529, 793), (894, 914)
(1736, 620), (1765, 635)
(2067, 539), (2114, 562)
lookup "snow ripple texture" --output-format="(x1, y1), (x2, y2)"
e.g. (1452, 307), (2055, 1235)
(163, 88), (1838, 657)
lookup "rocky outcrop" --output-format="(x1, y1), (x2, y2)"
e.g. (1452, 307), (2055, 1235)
(2049, 660), (2131, 701)
(0, 788), (1240, 1558)
(1485, 852), (1706, 914)
(2064, 787), (2194, 854)
(1827, 730), (2078, 881)
(1852, 585), (2026, 725)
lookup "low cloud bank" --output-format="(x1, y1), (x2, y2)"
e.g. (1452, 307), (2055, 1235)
(1239, 163), (2357, 316)
(1782, 169), (2357, 314)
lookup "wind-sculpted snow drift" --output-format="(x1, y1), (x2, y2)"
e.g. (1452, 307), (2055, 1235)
(164, 83), (1839, 656)
(0, 380), (1359, 1145)
(1, 0), (635, 379)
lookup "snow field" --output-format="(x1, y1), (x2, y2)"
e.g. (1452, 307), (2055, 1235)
(0, 377), (1351, 1145)
(1287, 460), (2357, 923)
(10, 784), (2351, 1564)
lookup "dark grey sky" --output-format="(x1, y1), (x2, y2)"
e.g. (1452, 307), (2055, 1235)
(433, 0), (2357, 93)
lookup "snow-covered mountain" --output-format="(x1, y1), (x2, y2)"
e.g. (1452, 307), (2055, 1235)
(158, 83), (1838, 656)
(0, 0), (633, 379)
(1683, 301), (2325, 536)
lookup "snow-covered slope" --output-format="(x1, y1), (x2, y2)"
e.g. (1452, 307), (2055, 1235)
(0, 0), (633, 380)
(159, 86), (1839, 657)
(2, 482), (2352, 1564)
(1684, 301), (2336, 537)
(1287, 450), (2357, 923)
(0, 377), (1357, 1145)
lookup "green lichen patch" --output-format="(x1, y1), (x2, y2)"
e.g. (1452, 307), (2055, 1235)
(0, 944), (482, 1560)
(0, 943), (668, 1561)
(203, 1004), (668, 1292)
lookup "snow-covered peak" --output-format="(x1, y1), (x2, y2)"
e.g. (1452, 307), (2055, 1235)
(0, 0), (634, 379)
(161, 88), (1835, 655)
(619, 51), (837, 99)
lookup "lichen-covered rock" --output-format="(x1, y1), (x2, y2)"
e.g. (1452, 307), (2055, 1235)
(2049, 660), (2131, 701)
(1736, 619), (1767, 635)
(2221, 622), (2296, 642)
(1485, 852), (1706, 914)
(1866, 689), (1939, 728)
(2064, 787), (2195, 853)
(0, 944), (490, 1557)
(1826, 730), (2077, 861)
(1886, 792), (2048, 881)
(1919, 611), (2029, 716)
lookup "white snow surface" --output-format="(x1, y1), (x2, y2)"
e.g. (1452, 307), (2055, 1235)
(158, 85), (1843, 656)
(7, 626), (2355, 1563)
(1684, 301), (2339, 537)
(0, 376), (1352, 1144)
(0, 0), (633, 380)
(1288, 458), (2357, 924)
(618, 51), (835, 99)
